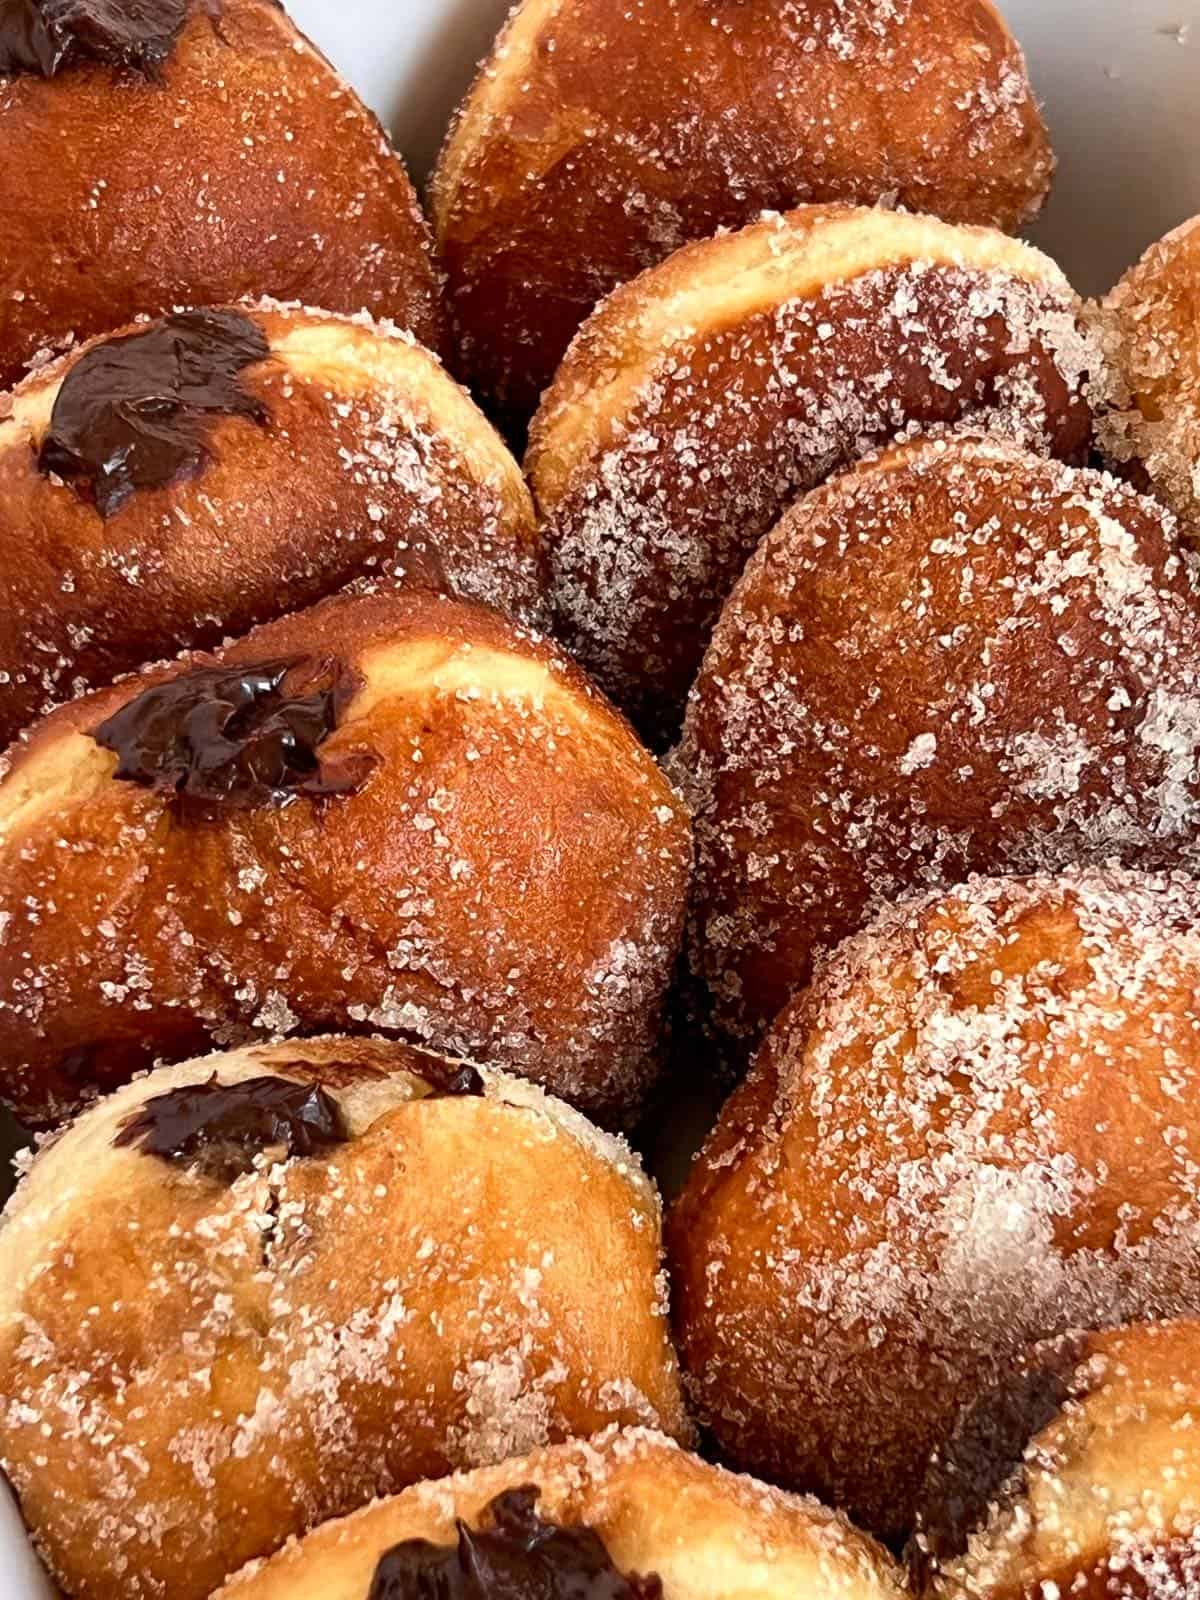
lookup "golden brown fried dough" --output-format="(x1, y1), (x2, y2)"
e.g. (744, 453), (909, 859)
(0, 1039), (690, 1599)
(528, 208), (1096, 733)
(0, 301), (541, 748)
(434, 0), (1054, 429)
(216, 1428), (905, 1600)
(0, 0), (441, 390)
(1096, 215), (1200, 535)
(677, 433), (1200, 1056)
(670, 869), (1200, 1541)
(0, 589), (691, 1126)
(914, 1320), (1200, 1600)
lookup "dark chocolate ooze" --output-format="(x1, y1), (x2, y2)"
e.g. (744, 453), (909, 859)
(91, 655), (377, 809)
(267, 1054), (485, 1098)
(1, 0), (199, 79)
(911, 1333), (1093, 1580)
(38, 308), (268, 516)
(368, 1487), (663, 1600)
(114, 1074), (348, 1181)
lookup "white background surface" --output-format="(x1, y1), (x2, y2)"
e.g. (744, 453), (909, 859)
(2, 0), (1199, 1593)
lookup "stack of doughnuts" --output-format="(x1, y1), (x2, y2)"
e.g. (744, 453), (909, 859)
(432, 0), (1055, 432)
(0, 1037), (691, 1597)
(528, 206), (1097, 733)
(669, 868), (1200, 1540)
(0, 588), (690, 1127)
(4, 1), (1200, 1597)
(0, 302), (542, 747)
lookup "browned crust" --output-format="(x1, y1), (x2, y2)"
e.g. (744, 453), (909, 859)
(0, 587), (692, 1127)
(1095, 215), (1200, 533)
(0, 301), (541, 747)
(432, 0), (1054, 428)
(676, 433), (1200, 1054)
(668, 868), (1200, 1542)
(916, 1320), (1200, 1600)
(215, 1428), (906, 1600)
(0, 0), (441, 391)
(0, 1041), (689, 1600)
(525, 208), (1095, 735)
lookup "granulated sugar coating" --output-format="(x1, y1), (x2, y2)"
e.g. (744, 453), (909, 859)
(677, 433), (1200, 1057)
(0, 300), (542, 749)
(0, 588), (691, 1128)
(0, 1038), (690, 1600)
(914, 1319), (1200, 1600)
(214, 1427), (907, 1600)
(527, 207), (1096, 734)
(669, 866), (1200, 1543)
(1095, 214), (1200, 537)
(0, 0), (441, 392)
(433, 0), (1054, 430)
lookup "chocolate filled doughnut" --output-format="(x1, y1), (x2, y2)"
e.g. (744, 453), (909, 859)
(669, 868), (1200, 1541)
(432, 0), (1054, 431)
(0, 0), (441, 391)
(214, 1428), (906, 1600)
(677, 433), (1200, 1057)
(527, 207), (1097, 733)
(0, 302), (542, 749)
(913, 1319), (1200, 1600)
(0, 1037), (691, 1599)
(1095, 216), (1200, 534)
(0, 588), (691, 1127)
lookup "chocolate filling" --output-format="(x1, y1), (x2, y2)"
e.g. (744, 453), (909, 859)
(38, 308), (269, 516)
(911, 1333), (1093, 1578)
(269, 1055), (485, 1098)
(368, 1487), (663, 1600)
(91, 655), (377, 808)
(114, 1074), (348, 1181)
(1, 0), (202, 78)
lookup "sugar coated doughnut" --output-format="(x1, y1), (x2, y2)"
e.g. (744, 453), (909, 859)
(528, 207), (1096, 732)
(678, 433), (1200, 1056)
(0, 1037), (690, 1598)
(1095, 215), (1200, 535)
(669, 868), (1200, 1541)
(914, 1319), (1200, 1600)
(0, 0), (441, 391)
(0, 589), (690, 1126)
(0, 301), (541, 748)
(215, 1428), (905, 1600)
(433, 0), (1054, 429)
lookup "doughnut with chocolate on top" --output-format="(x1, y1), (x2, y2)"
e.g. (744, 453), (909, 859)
(0, 301), (541, 748)
(670, 868), (1200, 1542)
(528, 207), (1097, 734)
(433, 0), (1055, 431)
(214, 1428), (906, 1600)
(0, 1038), (691, 1600)
(0, 0), (441, 390)
(0, 588), (691, 1127)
